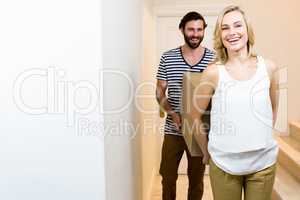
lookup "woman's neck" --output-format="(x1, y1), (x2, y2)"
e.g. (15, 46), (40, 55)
(226, 47), (250, 65)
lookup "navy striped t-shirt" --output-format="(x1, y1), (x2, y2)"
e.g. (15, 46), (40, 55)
(156, 47), (215, 136)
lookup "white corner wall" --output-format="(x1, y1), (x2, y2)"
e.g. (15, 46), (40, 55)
(102, 0), (143, 200)
(140, 0), (159, 199)
(0, 0), (106, 200)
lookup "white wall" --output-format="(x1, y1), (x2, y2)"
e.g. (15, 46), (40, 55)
(102, 0), (143, 200)
(0, 0), (106, 200)
(140, 0), (159, 199)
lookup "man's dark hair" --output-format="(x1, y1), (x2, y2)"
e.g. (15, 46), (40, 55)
(179, 11), (207, 30)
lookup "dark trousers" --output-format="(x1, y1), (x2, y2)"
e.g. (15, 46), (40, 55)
(159, 134), (206, 200)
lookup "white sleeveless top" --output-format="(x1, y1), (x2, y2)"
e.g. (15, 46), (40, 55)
(208, 56), (278, 175)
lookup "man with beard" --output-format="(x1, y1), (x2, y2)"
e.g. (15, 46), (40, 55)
(156, 12), (215, 200)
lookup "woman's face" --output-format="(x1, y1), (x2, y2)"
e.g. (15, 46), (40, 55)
(221, 10), (248, 53)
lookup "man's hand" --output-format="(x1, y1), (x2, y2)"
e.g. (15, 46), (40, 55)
(170, 112), (181, 131)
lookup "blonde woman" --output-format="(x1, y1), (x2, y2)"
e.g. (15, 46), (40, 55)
(191, 6), (279, 200)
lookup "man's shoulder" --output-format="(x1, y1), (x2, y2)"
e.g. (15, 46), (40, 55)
(204, 48), (216, 58)
(161, 47), (181, 58)
(205, 48), (215, 54)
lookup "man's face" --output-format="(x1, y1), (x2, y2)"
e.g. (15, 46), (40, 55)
(182, 20), (205, 49)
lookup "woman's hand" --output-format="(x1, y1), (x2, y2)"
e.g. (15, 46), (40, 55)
(202, 151), (210, 165)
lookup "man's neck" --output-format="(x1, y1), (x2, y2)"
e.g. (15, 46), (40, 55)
(181, 44), (204, 56)
(181, 44), (205, 66)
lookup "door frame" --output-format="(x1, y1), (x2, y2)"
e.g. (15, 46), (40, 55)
(154, 4), (228, 17)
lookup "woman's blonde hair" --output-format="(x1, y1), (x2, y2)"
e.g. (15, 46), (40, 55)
(213, 5), (256, 64)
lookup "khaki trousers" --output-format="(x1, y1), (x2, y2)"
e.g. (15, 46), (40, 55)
(209, 159), (276, 200)
(159, 134), (206, 200)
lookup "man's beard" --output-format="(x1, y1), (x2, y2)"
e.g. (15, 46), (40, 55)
(183, 33), (204, 49)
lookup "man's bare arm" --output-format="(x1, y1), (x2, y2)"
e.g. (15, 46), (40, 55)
(156, 79), (181, 130)
(156, 80), (173, 114)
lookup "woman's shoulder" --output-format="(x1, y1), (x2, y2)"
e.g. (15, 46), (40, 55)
(203, 63), (219, 76)
(202, 63), (219, 85)
(260, 57), (279, 75)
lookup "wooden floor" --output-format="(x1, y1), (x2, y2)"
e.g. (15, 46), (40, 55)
(150, 175), (213, 200)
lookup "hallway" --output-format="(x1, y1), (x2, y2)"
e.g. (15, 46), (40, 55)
(140, 1), (300, 200)
(150, 175), (213, 200)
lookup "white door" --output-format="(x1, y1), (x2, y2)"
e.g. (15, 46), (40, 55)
(156, 15), (217, 174)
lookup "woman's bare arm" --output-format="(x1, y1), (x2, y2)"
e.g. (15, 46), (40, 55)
(190, 64), (218, 164)
(266, 59), (280, 127)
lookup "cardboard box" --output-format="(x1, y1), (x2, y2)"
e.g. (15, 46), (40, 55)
(181, 72), (211, 157)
